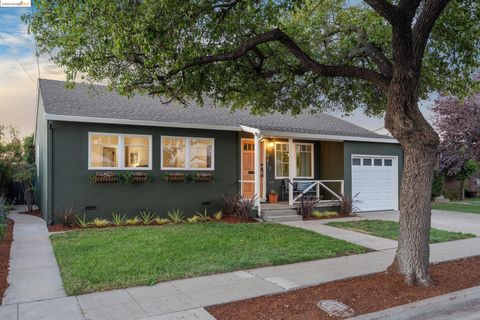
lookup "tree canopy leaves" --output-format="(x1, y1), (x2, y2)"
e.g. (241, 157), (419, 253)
(27, 0), (480, 116)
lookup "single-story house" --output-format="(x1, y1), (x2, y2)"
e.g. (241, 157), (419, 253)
(35, 79), (403, 224)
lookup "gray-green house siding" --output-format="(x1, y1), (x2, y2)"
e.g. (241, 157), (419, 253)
(37, 119), (403, 223)
(35, 99), (52, 223)
(47, 121), (239, 224)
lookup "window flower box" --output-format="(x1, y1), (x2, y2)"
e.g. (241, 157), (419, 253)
(121, 172), (152, 184)
(163, 172), (186, 182)
(192, 172), (214, 183)
(91, 172), (119, 183)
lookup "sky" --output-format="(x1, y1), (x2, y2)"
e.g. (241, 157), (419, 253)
(0, 5), (433, 138)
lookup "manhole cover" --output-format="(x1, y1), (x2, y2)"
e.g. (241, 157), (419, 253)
(317, 300), (355, 318)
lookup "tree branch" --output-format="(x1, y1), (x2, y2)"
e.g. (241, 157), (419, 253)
(412, 0), (451, 61)
(363, 0), (405, 25)
(363, 42), (393, 78)
(398, 0), (423, 18)
(178, 29), (390, 92)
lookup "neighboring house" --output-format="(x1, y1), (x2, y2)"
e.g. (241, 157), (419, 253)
(35, 79), (403, 224)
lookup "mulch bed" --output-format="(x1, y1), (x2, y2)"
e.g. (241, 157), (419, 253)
(18, 209), (43, 218)
(48, 215), (257, 232)
(0, 219), (14, 305)
(208, 256), (480, 320)
(304, 213), (356, 221)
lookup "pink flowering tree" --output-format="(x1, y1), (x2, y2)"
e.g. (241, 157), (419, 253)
(432, 93), (480, 199)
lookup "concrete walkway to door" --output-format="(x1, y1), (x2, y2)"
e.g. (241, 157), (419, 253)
(2, 207), (66, 305)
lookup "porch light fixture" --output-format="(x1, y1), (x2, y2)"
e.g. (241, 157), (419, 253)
(267, 141), (275, 150)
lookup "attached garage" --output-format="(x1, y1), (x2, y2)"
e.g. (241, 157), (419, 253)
(351, 155), (399, 212)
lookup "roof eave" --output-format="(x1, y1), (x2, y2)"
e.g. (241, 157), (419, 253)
(44, 113), (399, 144)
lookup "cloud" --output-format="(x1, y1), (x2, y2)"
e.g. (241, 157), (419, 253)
(0, 53), (65, 137)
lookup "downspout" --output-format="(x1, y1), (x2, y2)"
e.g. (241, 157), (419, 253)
(47, 121), (53, 225)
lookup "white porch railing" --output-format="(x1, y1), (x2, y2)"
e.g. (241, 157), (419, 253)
(291, 180), (344, 204)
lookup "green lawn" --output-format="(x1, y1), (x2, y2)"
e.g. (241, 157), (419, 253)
(51, 223), (368, 295)
(432, 200), (480, 214)
(326, 220), (476, 243)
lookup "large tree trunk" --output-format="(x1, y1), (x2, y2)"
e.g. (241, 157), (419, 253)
(385, 62), (440, 286)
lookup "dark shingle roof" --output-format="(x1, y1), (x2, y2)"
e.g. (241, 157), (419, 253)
(39, 79), (391, 140)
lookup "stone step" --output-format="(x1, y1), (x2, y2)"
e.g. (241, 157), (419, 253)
(259, 206), (297, 212)
(262, 209), (298, 217)
(316, 200), (342, 207)
(264, 215), (303, 222)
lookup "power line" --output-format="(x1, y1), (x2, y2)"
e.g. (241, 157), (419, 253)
(0, 34), (36, 84)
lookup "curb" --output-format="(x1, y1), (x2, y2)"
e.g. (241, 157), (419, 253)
(352, 286), (480, 320)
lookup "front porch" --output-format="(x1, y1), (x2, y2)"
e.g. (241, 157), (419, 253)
(238, 126), (345, 218)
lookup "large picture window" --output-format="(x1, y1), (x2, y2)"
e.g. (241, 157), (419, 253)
(124, 136), (151, 168)
(190, 138), (213, 169)
(90, 134), (119, 168)
(161, 136), (214, 170)
(296, 143), (313, 178)
(89, 133), (152, 170)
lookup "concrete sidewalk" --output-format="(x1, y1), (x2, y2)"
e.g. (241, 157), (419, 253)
(2, 209), (66, 305)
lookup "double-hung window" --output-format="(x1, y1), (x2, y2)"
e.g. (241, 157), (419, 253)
(88, 133), (152, 170)
(161, 136), (214, 170)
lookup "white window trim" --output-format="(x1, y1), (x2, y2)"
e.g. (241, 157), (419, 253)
(274, 142), (290, 179)
(160, 136), (215, 171)
(295, 142), (315, 179)
(88, 132), (153, 171)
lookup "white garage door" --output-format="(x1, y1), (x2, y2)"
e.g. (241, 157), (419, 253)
(352, 156), (398, 212)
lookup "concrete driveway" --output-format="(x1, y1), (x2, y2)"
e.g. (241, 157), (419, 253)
(356, 210), (480, 236)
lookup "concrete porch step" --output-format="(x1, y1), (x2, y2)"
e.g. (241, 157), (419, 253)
(264, 214), (303, 222)
(262, 209), (298, 217)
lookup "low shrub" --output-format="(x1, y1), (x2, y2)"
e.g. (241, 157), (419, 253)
(92, 218), (109, 228)
(0, 196), (9, 240)
(312, 211), (338, 218)
(57, 206), (78, 227)
(340, 193), (360, 215)
(154, 217), (170, 225)
(444, 190), (461, 201)
(167, 210), (185, 224)
(219, 193), (240, 215)
(187, 215), (201, 223)
(237, 196), (256, 219)
(111, 213), (127, 226)
(195, 210), (210, 222)
(213, 211), (222, 221)
(139, 210), (155, 225)
(299, 196), (320, 218)
(125, 216), (140, 226)
(76, 214), (90, 228)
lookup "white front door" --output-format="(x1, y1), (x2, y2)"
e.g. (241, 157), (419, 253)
(351, 156), (398, 212)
